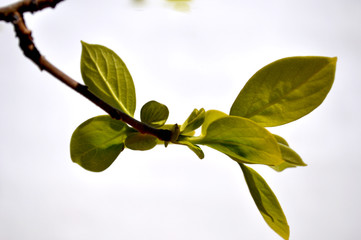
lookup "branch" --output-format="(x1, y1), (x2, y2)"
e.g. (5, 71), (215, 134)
(0, 0), (64, 21)
(0, 0), (173, 142)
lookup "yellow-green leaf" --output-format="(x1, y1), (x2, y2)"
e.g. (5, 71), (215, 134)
(125, 132), (158, 151)
(70, 115), (130, 172)
(201, 110), (228, 136)
(239, 163), (290, 240)
(140, 100), (169, 128)
(81, 41), (136, 116)
(180, 108), (205, 134)
(271, 134), (306, 172)
(177, 140), (204, 159)
(196, 115), (283, 165)
(273, 134), (289, 146)
(230, 56), (337, 127)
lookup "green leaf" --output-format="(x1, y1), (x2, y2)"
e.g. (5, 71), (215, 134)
(201, 110), (228, 135)
(195, 115), (283, 165)
(276, 137), (305, 166)
(239, 163), (290, 240)
(70, 115), (130, 172)
(230, 56), (337, 127)
(273, 134), (289, 146)
(271, 162), (297, 172)
(271, 134), (306, 172)
(180, 108), (205, 134)
(81, 41), (136, 116)
(140, 100), (169, 127)
(125, 132), (158, 151)
(271, 145), (305, 172)
(177, 140), (205, 159)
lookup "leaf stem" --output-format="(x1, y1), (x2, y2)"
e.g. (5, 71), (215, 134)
(0, 0), (173, 142)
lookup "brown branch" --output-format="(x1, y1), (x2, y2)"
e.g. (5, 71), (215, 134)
(0, 0), (64, 21)
(0, 0), (173, 142)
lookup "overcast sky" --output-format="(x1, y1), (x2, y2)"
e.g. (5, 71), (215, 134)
(1, 0), (361, 239)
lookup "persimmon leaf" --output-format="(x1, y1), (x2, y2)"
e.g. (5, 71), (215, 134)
(70, 115), (130, 172)
(140, 100), (169, 128)
(239, 163), (290, 240)
(271, 134), (306, 172)
(81, 41), (136, 116)
(177, 140), (205, 159)
(201, 110), (228, 136)
(125, 132), (158, 151)
(230, 56), (337, 127)
(180, 108), (205, 134)
(196, 115), (283, 165)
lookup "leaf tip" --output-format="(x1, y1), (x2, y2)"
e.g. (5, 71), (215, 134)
(80, 40), (88, 47)
(328, 56), (338, 67)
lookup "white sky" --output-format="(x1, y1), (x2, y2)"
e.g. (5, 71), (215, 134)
(1, 0), (361, 239)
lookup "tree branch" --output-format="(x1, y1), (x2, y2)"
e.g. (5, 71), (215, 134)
(0, 0), (64, 21)
(0, 0), (173, 142)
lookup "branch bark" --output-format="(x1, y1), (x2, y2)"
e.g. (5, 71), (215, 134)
(0, 0), (64, 21)
(0, 0), (173, 142)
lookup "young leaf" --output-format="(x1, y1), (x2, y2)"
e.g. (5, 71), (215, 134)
(230, 56), (337, 127)
(125, 132), (158, 151)
(140, 100), (169, 128)
(195, 115), (283, 165)
(70, 115), (131, 172)
(239, 163), (290, 240)
(271, 161), (297, 172)
(271, 134), (306, 172)
(277, 140), (305, 166)
(177, 140), (205, 159)
(81, 41), (136, 116)
(201, 109), (228, 135)
(272, 134), (289, 146)
(180, 108), (205, 134)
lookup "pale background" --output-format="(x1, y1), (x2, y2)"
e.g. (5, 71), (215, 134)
(0, 0), (360, 239)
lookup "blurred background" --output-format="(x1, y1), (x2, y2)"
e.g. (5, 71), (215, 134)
(1, 0), (360, 239)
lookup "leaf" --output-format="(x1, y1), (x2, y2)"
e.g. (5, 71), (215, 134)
(230, 56), (337, 127)
(125, 132), (158, 151)
(271, 162), (297, 172)
(271, 145), (305, 172)
(140, 100), (169, 127)
(278, 142), (305, 166)
(177, 140), (205, 159)
(180, 108), (205, 134)
(239, 163), (290, 240)
(273, 134), (289, 146)
(201, 110), (228, 135)
(195, 115), (283, 165)
(273, 135), (306, 167)
(81, 41), (136, 116)
(271, 134), (306, 172)
(70, 115), (130, 172)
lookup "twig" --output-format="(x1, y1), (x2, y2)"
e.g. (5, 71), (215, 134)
(0, 0), (173, 142)
(0, 0), (64, 21)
